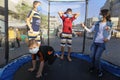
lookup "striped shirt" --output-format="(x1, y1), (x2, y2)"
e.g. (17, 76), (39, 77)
(27, 10), (41, 31)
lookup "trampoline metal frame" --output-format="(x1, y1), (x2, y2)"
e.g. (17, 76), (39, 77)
(47, 0), (88, 54)
(4, 0), (88, 64)
(0, 52), (120, 80)
(2, 0), (120, 80)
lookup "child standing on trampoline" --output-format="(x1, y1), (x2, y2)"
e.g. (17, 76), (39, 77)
(58, 8), (79, 61)
(28, 39), (59, 78)
(26, 1), (42, 44)
(81, 9), (113, 77)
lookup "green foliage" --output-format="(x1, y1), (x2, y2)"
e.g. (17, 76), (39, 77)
(9, 3), (48, 28)
(16, 3), (32, 20)
(41, 14), (48, 29)
(15, 2), (48, 29)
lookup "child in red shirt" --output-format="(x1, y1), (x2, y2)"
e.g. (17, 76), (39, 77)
(58, 8), (80, 61)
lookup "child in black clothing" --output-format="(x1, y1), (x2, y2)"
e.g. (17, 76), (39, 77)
(28, 39), (59, 78)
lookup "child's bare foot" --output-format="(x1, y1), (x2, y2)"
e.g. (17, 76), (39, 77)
(67, 56), (72, 62)
(60, 55), (64, 60)
(28, 68), (35, 72)
(36, 72), (42, 78)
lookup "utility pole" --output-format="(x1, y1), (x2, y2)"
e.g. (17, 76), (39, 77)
(110, 0), (113, 16)
(48, 0), (50, 46)
(82, 0), (88, 53)
(4, 0), (9, 64)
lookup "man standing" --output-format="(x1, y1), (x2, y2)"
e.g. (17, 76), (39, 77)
(16, 28), (21, 47)
(8, 27), (16, 50)
(58, 8), (79, 61)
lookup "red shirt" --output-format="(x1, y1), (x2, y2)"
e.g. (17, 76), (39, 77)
(61, 15), (76, 34)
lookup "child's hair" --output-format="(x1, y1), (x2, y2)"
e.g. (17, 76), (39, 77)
(100, 9), (111, 22)
(33, 1), (41, 8)
(66, 8), (72, 13)
(28, 39), (38, 47)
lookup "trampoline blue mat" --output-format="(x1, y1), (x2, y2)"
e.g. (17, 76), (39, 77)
(0, 52), (120, 80)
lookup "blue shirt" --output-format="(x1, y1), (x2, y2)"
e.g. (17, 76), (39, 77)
(27, 10), (41, 31)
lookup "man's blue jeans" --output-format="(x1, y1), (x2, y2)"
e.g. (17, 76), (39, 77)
(90, 43), (105, 72)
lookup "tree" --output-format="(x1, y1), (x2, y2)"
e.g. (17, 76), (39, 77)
(16, 2), (48, 29)
(16, 2), (32, 21)
(41, 14), (48, 29)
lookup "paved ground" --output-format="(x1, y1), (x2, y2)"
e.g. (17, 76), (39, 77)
(0, 36), (120, 67)
(0, 41), (29, 67)
(49, 36), (120, 66)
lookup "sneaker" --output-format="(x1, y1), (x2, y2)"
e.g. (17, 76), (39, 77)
(98, 72), (103, 77)
(89, 67), (95, 73)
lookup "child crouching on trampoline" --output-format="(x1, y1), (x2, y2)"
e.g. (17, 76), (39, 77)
(28, 39), (59, 78)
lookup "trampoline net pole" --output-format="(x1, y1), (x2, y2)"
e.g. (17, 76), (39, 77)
(4, 0), (9, 64)
(48, 1), (50, 46)
(82, 0), (88, 53)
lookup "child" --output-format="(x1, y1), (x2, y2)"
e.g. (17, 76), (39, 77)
(58, 8), (80, 61)
(28, 39), (58, 78)
(26, 1), (42, 44)
(81, 9), (112, 77)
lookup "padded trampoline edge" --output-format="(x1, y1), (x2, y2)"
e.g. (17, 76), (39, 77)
(0, 55), (32, 80)
(0, 52), (120, 80)
(56, 51), (120, 77)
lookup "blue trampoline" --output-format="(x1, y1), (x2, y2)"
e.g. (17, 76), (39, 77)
(0, 52), (120, 80)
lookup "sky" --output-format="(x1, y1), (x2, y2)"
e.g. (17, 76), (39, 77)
(11, 0), (107, 24)
(38, 0), (107, 24)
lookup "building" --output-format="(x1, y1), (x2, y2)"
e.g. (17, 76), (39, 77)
(86, 17), (119, 29)
(86, 17), (120, 38)
(101, 0), (120, 30)
(0, 19), (5, 33)
(0, 0), (33, 29)
(86, 17), (98, 28)
(50, 16), (61, 29)
(41, 16), (61, 37)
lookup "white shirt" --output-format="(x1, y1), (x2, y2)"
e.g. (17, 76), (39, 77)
(95, 22), (106, 43)
(84, 22), (108, 43)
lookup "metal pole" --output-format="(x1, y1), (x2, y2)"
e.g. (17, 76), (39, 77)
(4, 0), (9, 64)
(109, 0), (113, 16)
(82, 0), (88, 53)
(48, 0), (50, 46)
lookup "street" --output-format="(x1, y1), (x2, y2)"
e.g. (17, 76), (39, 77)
(0, 36), (120, 67)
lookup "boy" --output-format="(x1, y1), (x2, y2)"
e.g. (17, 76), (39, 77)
(28, 39), (58, 78)
(58, 8), (80, 61)
(26, 1), (42, 44)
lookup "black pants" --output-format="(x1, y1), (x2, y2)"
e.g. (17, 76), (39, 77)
(16, 38), (20, 47)
(0, 40), (2, 47)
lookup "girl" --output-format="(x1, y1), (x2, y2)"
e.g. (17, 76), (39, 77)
(81, 9), (113, 77)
